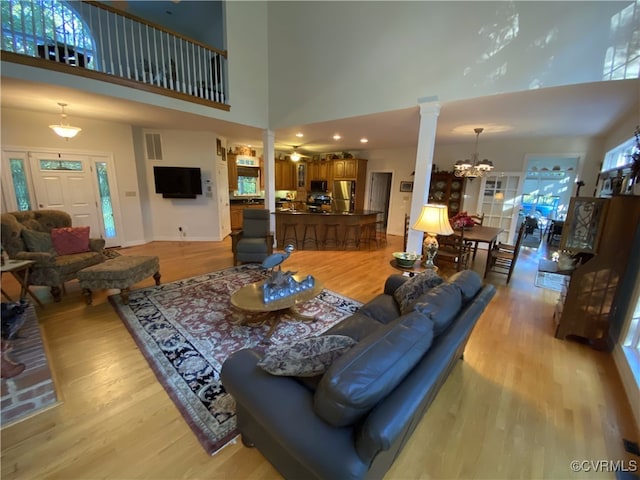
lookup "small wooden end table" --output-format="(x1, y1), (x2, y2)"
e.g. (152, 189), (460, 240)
(1, 259), (44, 308)
(231, 275), (323, 341)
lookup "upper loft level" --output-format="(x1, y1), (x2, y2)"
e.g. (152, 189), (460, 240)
(1, 0), (229, 112)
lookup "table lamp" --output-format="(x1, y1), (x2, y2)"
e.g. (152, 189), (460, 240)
(412, 204), (454, 269)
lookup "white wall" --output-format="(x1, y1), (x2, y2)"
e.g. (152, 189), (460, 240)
(1, 108), (230, 244)
(135, 128), (223, 242)
(362, 134), (606, 236)
(365, 146), (417, 237)
(266, 1), (628, 128)
(1, 107), (145, 246)
(433, 135), (602, 214)
(224, 1), (269, 128)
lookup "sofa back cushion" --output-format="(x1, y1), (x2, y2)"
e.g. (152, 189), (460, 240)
(21, 230), (55, 254)
(313, 311), (434, 427)
(1, 210), (72, 257)
(357, 294), (401, 324)
(51, 226), (91, 255)
(392, 270), (444, 314)
(412, 283), (462, 336)
(447, 270), (483, 303)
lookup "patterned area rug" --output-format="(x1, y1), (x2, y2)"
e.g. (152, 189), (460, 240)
(109, 264), (361, 455)
(534, 271), (567, 292)
(521, 234), (541, 248)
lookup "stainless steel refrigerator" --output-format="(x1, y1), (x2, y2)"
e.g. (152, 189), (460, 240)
(333, 180), (356, 212)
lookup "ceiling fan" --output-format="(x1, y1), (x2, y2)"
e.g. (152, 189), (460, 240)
(287, 146), (310, 162)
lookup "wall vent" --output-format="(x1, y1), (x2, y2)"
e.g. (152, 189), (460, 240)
(145, 133), (163, 161)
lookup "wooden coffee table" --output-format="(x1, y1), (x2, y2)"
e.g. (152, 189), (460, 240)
(230, 274), (323, 341)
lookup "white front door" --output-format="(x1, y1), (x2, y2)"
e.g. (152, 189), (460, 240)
(29, 153), (102, 238)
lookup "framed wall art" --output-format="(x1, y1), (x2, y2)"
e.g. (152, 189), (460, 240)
(400, 181), (413, 192)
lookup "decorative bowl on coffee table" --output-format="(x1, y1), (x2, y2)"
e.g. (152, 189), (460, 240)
(392, 252), (421, 268)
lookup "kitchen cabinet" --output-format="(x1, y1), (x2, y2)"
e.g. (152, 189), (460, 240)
(332, 158), (368, 211)
(275, 157), (296, 190)
(259, 156), (264, 190)
(308, 159), (330, 182)
(230, 203), (265, 230)
(554, 195), (640, 350)
(227, 154), (238, 191)
(428, 172), (465, 217)
(333, 159), (366, 180)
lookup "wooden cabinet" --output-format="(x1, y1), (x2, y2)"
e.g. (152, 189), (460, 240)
(230, 205), (244, 230)
(554, 195), (640, 350)
(333, 159), (366, 180)
(306, 159), (331, 190)
(333, 159), (363, 180)
(259, 156), (264, 190)
(230, 203), (265, 231)
(227, 154), (238, 191)
(428, 173), (465, 216)
(307, 160), (330, 181)
(275, 158), (296, 190)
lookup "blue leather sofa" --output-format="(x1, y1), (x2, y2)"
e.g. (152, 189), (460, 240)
(221, 269), (496, 479)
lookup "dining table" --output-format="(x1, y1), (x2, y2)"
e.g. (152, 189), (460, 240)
(453, 225), (504, 277)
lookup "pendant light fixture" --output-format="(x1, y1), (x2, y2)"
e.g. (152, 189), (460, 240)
(49, 103), (82, 140)
(453, 127), (493, 178)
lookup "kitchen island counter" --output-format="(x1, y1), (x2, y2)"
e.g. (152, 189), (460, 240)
(273, 210), (380, 249)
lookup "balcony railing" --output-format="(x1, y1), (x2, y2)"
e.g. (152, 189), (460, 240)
(1, 0), (229, 110)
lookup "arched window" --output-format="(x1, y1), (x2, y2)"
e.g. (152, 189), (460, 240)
(1, 0), (96, 69)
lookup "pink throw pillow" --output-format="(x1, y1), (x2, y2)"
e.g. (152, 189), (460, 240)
(50, 226), (91, 255)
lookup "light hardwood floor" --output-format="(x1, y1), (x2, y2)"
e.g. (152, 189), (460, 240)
(1, 234), (638, 479)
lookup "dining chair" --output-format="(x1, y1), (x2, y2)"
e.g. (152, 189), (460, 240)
(436, 227), (473, 272)
(523, 215), (541, 241)
(403, 213), (410, 251)
(468, 212), (485, 259)
(230, 209), (274, 266)
(485, 222), (526, 284)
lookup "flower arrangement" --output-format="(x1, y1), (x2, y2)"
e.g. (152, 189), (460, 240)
(449, 211), (476, 229)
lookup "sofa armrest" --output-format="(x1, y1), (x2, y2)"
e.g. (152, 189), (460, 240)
(221, 349), (367, 479)
(89, 237), (105, 253)
(383, 274), (409, 295)
(230, 230), (243, 253)
(14, 251), (56, 266)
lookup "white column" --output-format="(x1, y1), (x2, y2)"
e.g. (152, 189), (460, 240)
(406, 99), (440, 254)
(262, 129), (276, 244)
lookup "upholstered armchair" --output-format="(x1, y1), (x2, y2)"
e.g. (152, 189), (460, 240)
(230, 209), (274, 266)
(1, 210), (105, 302)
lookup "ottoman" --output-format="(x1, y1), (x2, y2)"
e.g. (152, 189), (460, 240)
(77, 255), (161, 305)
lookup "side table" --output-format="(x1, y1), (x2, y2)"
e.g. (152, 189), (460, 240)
(389, 259), (435, 274)
(1, 260), (44, 308)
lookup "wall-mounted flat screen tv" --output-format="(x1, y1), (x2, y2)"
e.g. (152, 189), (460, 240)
(153, 166), (203, 199)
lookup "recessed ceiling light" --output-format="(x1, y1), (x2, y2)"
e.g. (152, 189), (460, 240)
(295, 132), (304, 138)
(333, 134), (341, 140)
(360, 138), (368, 143)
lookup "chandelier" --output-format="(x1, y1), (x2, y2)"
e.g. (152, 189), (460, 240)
(49, 103), (82, 140)
(453, 127), (493, 178)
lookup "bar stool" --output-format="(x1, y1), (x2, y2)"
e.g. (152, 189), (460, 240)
(359, 221), (377, 250)
(281, 223), (298, 249)
(302, 223), (319, 250)
(375, 220), (387, 247)
(323, 223), (340, 250)
(342, 222), (360, 250)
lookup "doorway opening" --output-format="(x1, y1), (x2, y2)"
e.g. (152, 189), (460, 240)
(369, 172), (392, 228)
